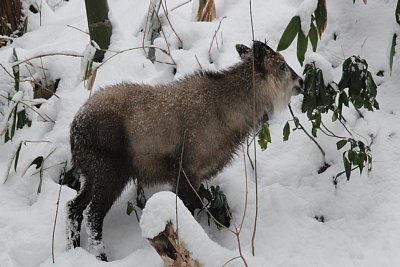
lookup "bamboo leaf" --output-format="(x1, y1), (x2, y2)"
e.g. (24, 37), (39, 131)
(14, 142), (23, 172)
(315, 0), (327, 38)
(297, 29), (308, 66)
(390, 33), (397, 75)
(309, 22), (318, 52)
(277, 16), (300, 51)
(29, 156), (44, 170)
(12, 48), (19, 92)
(343, 154), (351, 180)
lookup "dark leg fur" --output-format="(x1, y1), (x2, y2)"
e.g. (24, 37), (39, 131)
(66, 178), (92, 249)
(176, 171), (200, 215)
(84, 155), (132, 261)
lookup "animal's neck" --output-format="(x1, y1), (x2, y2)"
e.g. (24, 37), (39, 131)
(214, 62), (272, 136)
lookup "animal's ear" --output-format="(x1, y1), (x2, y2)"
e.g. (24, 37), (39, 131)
(252, 41), (267, 74)
(235, 44), (251, 59)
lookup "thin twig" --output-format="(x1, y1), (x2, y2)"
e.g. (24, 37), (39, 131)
(320, 121), (346, 139)
(98, 46), (174, 68)
(12, 52), (83, 68)
(161, 2), (183, 48)
(176, 129), (188, 261)
(249, 0), (258, 257)
(246, 135), (255, 170)
(208, 17), (227, 62)
(194, 55), (203, 69)
(222, 256), (242, 267)
(170, 0), (192, 12)
(0, 95), (55, 123)
(153, 6), (177, 65)
(239, 142), (249, 232)
(52, 162), (67, 263)
(288, 104), (326, 159)
(66, 25), (89, 35)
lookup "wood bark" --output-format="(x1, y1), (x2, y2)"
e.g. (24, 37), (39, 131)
(148, 222), (200, 267)
(0, 0), (22, 36)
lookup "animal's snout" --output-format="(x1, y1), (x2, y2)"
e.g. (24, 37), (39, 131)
(293, 78), (303, 96)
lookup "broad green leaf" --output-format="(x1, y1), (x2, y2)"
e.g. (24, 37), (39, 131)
(336, 140), (347, 150)
(277, 16), (300, 51)
(283, 121), (290, 141)
(315, 0), (327, 38)
(297, 29), (308, 66)
(390, 33), (397, 75)
(309, 22), (318, 52)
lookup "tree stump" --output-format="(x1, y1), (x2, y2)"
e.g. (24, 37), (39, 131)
(148, 222), (200, 267)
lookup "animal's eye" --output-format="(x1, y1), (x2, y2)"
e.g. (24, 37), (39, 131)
(279, 62), (286, 71)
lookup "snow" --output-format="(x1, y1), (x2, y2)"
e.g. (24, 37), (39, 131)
(0, 0), (399, 266)
(295, 0), (318, 35)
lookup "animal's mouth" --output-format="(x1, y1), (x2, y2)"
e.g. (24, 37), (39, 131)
(292, 86), (302, 96)
(292, 78), (303, 96)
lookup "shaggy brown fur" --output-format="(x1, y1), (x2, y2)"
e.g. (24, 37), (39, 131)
(67, 41), (302, 261)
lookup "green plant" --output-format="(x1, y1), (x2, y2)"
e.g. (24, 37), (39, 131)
(195, 183), (231, 228)
(287, 58), (377, 183)
(4, 49), (32, 143)
(277, 0), (327, 65)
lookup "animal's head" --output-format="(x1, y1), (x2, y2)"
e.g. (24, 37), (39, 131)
(235, 41), (303, 112)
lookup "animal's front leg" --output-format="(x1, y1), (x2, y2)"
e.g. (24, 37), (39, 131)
(176, 172), (200, 215)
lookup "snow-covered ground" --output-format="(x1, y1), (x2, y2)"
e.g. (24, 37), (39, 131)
(0, 0), (399, 266)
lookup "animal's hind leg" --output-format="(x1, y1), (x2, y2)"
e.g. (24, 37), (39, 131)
(84, 158), (131, 261)
(66, 177), (92, 249)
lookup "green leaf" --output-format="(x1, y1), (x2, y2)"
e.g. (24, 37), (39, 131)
(277, 16), (300, 51)
(283, 121), (290, 141)
(343, 154), (351, 180)
(367, 155), (373, 171)
(29, 156), (44, 170)
(12, 48), (19, 92)
(312, 125), (317, 137)
(297, 29), (308, 66)
(126, 201), (134, 215)
(315, 0), (327, 38)
(336, 140), (347, 150)
(14, 142), (23, 172)
(332, 109), (338, 122)
(390, 33), (397, 75)
(309, 22), (318, 52)
(10, 104), (18, 142)
(17, 110), (31, 129)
